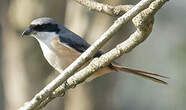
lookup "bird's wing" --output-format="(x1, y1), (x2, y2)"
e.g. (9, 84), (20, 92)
(56, 27), (168, 84)
(58, 28), (103, 57)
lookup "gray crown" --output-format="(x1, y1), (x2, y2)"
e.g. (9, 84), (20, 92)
(31, 17), (58, 25)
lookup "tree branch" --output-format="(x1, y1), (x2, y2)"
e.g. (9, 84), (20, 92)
(35, 1), (168, 109)
(18, 0), (168, 110)
(74, 0), (133, 16)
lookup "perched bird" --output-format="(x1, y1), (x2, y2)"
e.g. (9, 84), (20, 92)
(22, 17), (167, 84)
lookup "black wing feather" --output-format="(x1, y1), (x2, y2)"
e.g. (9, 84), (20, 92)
(59, 27), (103, 58)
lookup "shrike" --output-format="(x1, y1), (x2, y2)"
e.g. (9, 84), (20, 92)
(22, 17), (167, 84)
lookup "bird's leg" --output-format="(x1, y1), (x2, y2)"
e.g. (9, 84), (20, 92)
(59, 80), (78, 97)
(64, 80), (69, 89)
(59, 80), (68, 97)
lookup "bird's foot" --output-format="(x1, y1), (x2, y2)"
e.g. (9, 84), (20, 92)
(59, 80), (68, 97)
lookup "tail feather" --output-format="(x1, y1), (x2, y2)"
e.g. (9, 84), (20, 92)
(112, 64), (168, 85)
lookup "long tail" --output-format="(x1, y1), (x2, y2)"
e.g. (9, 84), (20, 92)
(112, 64), (168, 85)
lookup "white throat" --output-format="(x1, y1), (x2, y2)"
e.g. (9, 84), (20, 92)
(34, 32), (57, 46)
(33, 32), (58, 56)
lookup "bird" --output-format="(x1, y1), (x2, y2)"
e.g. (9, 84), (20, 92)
(22, 17), (168, 84)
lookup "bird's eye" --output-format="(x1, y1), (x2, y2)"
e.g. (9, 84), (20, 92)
(41, 25), (46, 29)
(29, 25), (35, 30)
(29, 25), (39, 30)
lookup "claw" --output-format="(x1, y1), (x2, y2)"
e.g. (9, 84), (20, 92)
(64, 80), (68, 89)
(71, 80), (77, 88)
(60, 92), (65, 97)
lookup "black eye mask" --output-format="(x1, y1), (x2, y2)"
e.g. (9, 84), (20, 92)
(30, 23), (60, 33)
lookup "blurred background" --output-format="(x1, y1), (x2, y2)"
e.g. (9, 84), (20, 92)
(0, 0), (185, 110)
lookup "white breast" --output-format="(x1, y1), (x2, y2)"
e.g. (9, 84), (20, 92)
(38, 40), (60, 71)
(34, 32), (80, 73)
(37, 39), (80, 73)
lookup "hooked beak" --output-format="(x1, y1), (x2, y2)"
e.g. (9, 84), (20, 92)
(22, 28), (32, 37)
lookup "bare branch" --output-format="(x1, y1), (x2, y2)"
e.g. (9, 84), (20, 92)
(18, 0), (168, 110)
(74, 0), (133, 16)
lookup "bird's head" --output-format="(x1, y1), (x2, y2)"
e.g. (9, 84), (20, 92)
(22, 17), (60, 42)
